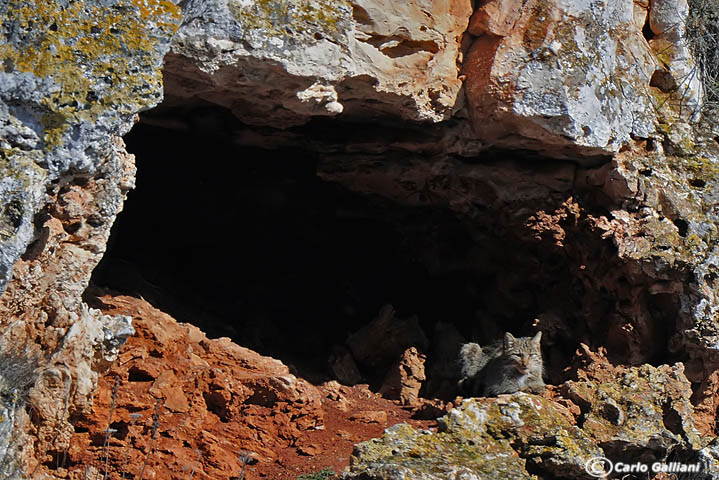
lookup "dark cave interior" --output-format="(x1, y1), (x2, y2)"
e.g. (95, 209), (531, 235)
(88, 108), (682, 397)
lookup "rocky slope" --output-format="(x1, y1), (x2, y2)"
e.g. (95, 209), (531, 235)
(2, 0), (719, 478)
(69, 294), (436, 480)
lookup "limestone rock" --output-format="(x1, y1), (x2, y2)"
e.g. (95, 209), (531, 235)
(467, 0), (522, 38)
(347, 348), (709, 479)
(647, 0), (703, 121)
(586, 139), (719, 382)
(0, 0), (179, 474)
(633, 0), (649, 30)
(693, 370), (719, 436)
(69, 295), (325, 476)
(349, 410), (388, 424)
(0, 0), (180, 294)
(462, 0), (659, 160)
(563, 358), (703, 459)
(650, 0), (689, 41)
(2, 0), (719, 477)
(0, 144), (141, 469)
(344, 394), (603, 480)
(698, 438), (719, 477)
(164, 0), (472, 126)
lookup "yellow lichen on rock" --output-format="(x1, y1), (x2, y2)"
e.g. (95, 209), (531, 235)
(0, 0), (180, 149)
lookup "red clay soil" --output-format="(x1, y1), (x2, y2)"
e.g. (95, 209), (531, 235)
(60, 295), (437, 480)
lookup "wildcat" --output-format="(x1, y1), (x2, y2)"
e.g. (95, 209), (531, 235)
(457, 331), (545, 396)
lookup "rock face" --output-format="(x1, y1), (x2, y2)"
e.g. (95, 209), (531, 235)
(345, 395), (601, 480)
(563, 345), (703, 458)
(346, 347), (705, 479)
(66, 296), (443, 480)
(3, 0), (719, 478)
(164, 0), (472, 127)
(71, 295), (323, 479)
(462, 0), (658, 160)
(0, 0), (179, 475)
(378, 346), (426, 405)
(0, 0), (180, 294)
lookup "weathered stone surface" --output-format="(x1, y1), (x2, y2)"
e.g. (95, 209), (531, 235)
(693, 370), (719, 437)
(163, 0), (472, 127)
(0, 0), (179, 475)
(68, 296), (442, 479)
(3, 0), (719, 477)
(0, 0), (180, 293)
(379, 346), (426, 406)
(584, 136), (719, 379)
(698, 437), (719, 477)
(69, 295), (325, 478)
(461, 0), (679, 160)
(647, 0), (703, 121)
(563, 345), (703, 459)
(467, 0), (522, 38)
(344, 394), (603, 480)
(0, 146), (142, 475)
(633, 0), (649, 30)
(347, 354), (709, 479)
(0, 142), (141, 474)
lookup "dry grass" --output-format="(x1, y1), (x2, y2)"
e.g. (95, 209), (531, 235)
(0, 348), (39, 404)
(687, 0), (719, 115)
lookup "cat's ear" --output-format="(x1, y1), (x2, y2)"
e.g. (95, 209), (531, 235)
(532, 331), (542, 346)
(504, 332), (516, 349)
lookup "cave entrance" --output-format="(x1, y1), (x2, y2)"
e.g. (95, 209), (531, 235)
(92, 116), (491, 384)
(88, 106), (672, 399)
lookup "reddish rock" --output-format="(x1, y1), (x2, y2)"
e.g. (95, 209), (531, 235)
(467, 0), (522, 37)
(411, 399), (448, 420)
(461, 0), (664, 159)
(560, 344), (702, 455)
(321, 381), (353, 412)
(68, 295), (435, 479)
(297, 443), (323, 456)
(149, 371), (190, 413)
(692, 370), (719, 437)
(69, 295), (323, 479)
(379, 347), (426, 406)
(566, 343), (618, 383)
(349, 411), (388, 424)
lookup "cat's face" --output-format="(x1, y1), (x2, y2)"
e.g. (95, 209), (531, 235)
(503, 331), (542, 375)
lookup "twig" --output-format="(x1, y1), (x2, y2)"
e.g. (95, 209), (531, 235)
(237, 451), (252, 480)
(137, 401), (161, 480)
(188, 449), (201, 480)
(103, 377), (120, 480)
(121, 413), (144, 480)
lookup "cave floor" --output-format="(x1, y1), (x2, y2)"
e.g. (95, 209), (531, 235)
(63, 294), (436, 480)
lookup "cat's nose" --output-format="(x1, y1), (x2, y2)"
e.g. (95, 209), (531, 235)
(517, 361), (529, 373)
